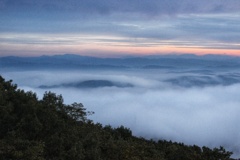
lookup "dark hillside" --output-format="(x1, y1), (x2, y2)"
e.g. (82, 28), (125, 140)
(0, 75), (236, 160)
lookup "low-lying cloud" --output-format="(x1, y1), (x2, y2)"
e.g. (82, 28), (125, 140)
(2, 69), (240, 157)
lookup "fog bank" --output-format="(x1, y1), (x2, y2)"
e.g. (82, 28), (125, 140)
(2, 69), (240, 157)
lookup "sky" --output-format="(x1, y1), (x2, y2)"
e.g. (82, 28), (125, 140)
(0, 0), (240, 57)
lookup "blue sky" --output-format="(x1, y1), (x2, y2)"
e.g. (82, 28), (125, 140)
(0, 0), (240, 57)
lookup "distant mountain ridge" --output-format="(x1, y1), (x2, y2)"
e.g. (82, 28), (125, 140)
(1, 54), (240, 70)
(39, 80), (134, 89)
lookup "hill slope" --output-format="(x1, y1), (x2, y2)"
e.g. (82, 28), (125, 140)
(0, 75), (236, 160)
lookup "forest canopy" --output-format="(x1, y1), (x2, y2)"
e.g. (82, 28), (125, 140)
(0, 75), (236, 160)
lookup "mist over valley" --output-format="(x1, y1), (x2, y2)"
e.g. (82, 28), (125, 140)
(1, 54), (240, 158)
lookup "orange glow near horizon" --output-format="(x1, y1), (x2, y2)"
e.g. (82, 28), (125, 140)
(1, 42), (240, 57)
(0, 33), (239, 57)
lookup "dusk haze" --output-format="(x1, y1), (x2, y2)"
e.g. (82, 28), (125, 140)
(0, 0), (240, 57)
(1, 1), (240, 159)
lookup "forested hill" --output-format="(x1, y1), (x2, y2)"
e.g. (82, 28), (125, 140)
(0, 75), (236, 160)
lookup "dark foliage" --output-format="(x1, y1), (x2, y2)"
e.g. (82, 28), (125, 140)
(0, 75), (236, 160)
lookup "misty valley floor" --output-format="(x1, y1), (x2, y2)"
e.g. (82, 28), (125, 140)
(2, 67), (240, 158)
(1, 54), (240, 158)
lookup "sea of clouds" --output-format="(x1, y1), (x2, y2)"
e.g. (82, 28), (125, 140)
(2, 68), (240, 157)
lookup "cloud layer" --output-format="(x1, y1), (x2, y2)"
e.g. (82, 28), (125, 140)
(1, 0), (240, 15)
(1, 0), (240, 57)
(2, 68), (240, 157)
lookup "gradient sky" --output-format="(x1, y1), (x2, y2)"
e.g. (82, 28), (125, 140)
(0, 0), (240, 57)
